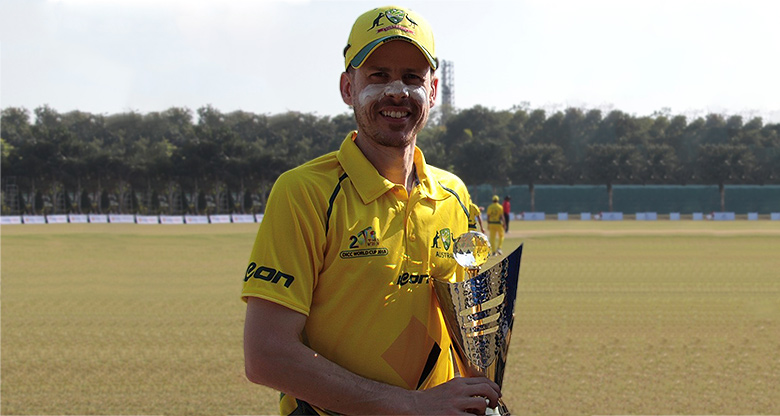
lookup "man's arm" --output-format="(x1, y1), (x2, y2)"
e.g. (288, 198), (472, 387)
(244, 297), (501, 415)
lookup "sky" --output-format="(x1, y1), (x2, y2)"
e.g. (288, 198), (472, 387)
(2, 0), (779, 122)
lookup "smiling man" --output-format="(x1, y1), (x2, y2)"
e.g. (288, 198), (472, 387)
(242, 6), (501, 415)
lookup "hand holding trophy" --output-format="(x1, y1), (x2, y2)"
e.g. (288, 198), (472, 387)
(432, 231), (523, 416)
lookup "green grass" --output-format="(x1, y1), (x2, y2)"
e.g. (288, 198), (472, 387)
(2, 222), (779, 415)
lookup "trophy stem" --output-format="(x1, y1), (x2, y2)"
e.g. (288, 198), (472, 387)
(465, 266), (480, 279)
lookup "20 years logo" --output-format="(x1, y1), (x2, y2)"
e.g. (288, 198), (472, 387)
(340, 226), (388, 259)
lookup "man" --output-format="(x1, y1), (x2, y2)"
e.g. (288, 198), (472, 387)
(487, 195), (506, 256)
(468, 202), (485, 234)
(242, 6), (501, 415)
(502, 196), (511, 232)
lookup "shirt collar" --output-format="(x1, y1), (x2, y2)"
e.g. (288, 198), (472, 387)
(337, 131), (452, 204)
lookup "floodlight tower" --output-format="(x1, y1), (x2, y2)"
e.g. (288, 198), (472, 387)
(440, 59), (455, 108)
(439, 60), (455, 124)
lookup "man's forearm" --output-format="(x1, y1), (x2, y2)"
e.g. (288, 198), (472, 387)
(244, 298), (501, 415)
(246, 338), (414, 414)
(243, 298), (415, 414)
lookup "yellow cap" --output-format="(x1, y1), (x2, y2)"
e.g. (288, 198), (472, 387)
(492, 195), (500, 202)
(344, 6), (437, 70)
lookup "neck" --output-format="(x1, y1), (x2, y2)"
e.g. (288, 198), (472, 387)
(354, 134), (417, 189)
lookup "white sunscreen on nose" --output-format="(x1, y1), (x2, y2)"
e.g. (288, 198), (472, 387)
(357, 80), (427, 107)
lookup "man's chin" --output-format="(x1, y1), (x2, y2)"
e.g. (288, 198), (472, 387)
(380, 120), (427, 145)
(374, 133), (415, 148)
(355, 114), (426, 148)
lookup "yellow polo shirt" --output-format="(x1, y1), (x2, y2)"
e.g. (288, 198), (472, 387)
(487, 202), (504, 225)
(242, 131), (472, 415)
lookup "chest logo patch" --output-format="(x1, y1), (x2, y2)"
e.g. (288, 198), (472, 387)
(431, 228), (452, 251)
(432, 227), (455, 259)
(340, 226), (389, 259)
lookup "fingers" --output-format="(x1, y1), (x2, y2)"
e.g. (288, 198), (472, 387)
(460, 376), (501, 399)
(415, 376), (502, 415)
(452, 377), (502, 411)
(460, 376), (501, 391)
(462, 396), (490, 415)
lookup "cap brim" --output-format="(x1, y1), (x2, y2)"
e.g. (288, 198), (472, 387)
(348, 36), (438, 70)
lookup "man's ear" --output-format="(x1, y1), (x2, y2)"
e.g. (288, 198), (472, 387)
(340, 72), (354, 106)
(429, 76), (438, 108)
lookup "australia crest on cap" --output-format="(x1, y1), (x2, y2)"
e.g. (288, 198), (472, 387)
(367, 8), (417, 32)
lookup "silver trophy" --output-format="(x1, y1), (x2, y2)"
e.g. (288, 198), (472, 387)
(432, 231), (523, 415)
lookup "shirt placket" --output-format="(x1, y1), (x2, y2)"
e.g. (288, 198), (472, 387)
(403, 185), (428, 275)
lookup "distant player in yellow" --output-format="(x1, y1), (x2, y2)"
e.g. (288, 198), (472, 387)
(468, 202), (485, 233)
(487, 195), (506, 255)
(242, 6), (501, 416)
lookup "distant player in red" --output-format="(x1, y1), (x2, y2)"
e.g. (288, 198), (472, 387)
(502, 196), (511, 232)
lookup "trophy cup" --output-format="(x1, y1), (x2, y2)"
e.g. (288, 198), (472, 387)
(432, 231), (523, 415)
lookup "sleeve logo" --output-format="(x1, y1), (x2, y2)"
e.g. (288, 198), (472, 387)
(244, 262), (294, 288)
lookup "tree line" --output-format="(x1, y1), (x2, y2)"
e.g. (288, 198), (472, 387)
(2, 104), (779, 215)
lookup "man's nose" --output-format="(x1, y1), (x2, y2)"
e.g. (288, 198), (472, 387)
(383, 80), (410, 99)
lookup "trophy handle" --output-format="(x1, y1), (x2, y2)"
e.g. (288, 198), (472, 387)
(494, 398), (511, 415)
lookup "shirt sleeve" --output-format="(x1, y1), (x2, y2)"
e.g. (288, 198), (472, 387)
(241, 171), (327, 316)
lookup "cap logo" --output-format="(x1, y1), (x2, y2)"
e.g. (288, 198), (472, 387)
(385, 9), (405, 24)
(378, 25), (414, 35)
(367, 8), (418, 31)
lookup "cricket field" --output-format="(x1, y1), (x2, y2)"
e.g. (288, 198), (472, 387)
(1, 221), (778, 415)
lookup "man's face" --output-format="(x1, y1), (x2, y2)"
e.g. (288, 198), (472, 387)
(340, 40), (438, 148)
